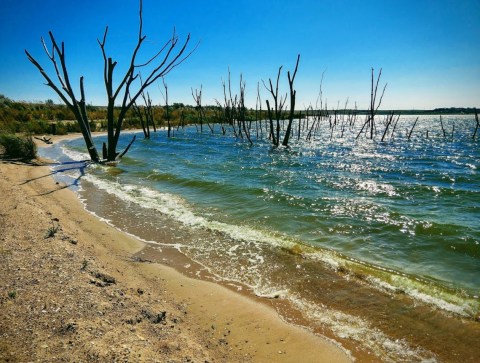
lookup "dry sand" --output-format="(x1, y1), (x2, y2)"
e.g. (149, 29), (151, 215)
(0, 135), (352, 362)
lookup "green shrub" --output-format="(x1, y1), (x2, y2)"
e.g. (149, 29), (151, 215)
(0, 134), (37, 159)
(26, 120), (50, 134)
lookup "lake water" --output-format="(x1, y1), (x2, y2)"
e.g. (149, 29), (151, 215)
(41, 114), (480, 362)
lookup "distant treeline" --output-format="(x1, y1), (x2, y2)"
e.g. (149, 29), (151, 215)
(0, 94), (477, 135)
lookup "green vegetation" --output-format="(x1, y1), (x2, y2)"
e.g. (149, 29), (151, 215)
(1, 94), (477, 151)
(81, 259), (88, 271)
(44, 222), (59, 239)
(0, 94), (263, 135)
(7, 291), (17, 299)
(2, 95), (476, 136)
(0, 133), (37, 159)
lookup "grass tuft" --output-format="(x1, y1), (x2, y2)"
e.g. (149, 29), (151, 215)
(45, 221), (59, 239)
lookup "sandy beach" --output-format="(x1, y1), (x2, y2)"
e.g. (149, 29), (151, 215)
(0, 135), (352, 362)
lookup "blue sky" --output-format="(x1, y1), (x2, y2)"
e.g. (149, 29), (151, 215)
(1, 0), (479, 109)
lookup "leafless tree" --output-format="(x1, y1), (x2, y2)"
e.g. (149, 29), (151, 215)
(238, 74), (253, 145)
(356, 68), (387, 140)
(407, 117), (419, 140)
(26, 0), (195, 162)
(255, 82), (263, 139)
(263, 66), (287, 147)
(192, 86), (214, 134)
(472, 109), (479, 140)
(282, 54), (300, 147)
(440, 115), (447, 138)
(381, 111), (400, 142)
(160, 78), (172, 137)
(131, 88), (156, 139)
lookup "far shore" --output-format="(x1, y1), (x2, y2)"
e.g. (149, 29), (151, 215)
(0, 133), (353, 362)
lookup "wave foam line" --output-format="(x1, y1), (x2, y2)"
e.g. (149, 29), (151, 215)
(81, 172), (477, 319)
(289, 295), (437, 363)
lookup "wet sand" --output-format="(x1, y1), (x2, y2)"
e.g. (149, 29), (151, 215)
(0, 134), (351, 362)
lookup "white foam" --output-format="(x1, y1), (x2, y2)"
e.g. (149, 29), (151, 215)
(289, 295), (437, 362)
(81, 173), (299, 253)
(60, 144), (90, 161)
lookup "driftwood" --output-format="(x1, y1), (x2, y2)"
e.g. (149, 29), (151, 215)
(34, 136), (53, 144)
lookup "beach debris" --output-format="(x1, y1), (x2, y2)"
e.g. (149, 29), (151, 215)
(34, 136), (53, 145)
(61, 235), (77, 245)
(141, 309), (166, 324)
(89, 271), (116, 287)
(130, 255), (153, 263)
(59, 321), (77, 334)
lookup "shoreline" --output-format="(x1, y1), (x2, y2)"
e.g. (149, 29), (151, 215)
(0, 134), (352, 362)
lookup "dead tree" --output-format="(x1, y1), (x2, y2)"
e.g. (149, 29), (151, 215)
(263, 66), (287, 147)
(34, 136), (53, 144)
(440, 115), (447, 138)
(407, 117), (419, 140)
(160, 78), (172, 137)
(473, 109), (479, 140)
(390, 114), (400, 141)
(26, 0), (194, 162)
(214, 99), (227, 135)
(26, 36), (101, 162)
(381, 111), (400, 142)
(282, 54), (300, 147)
(238, 74), (253, 145)
(356, 68), (387, 140)
(132, 88), (156, 139)
(221, 69), (239, 137)
(255, 82), (262, 139)
(191, 86), (213, 134)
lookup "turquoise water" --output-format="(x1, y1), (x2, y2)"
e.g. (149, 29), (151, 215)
(43, 114), (480, 361)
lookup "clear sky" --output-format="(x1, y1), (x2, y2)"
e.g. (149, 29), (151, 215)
(1, 0), (479, 110)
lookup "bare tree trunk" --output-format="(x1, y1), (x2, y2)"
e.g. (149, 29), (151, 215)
(131, 97), (149, 138)
(161, 78), (171, 137)
(263, 66), (286, 147)
(472, 109), (479, 140)
(381, 111), (398, 142)
(408, 117), (419, 140)
(238, 74), (253, 145)
(25, 38), (100, 162)
(192, 86), (213, 134)
(27, 0), (194, 162)
(440, 115), (447, 138)
(282, 54), (300, 147)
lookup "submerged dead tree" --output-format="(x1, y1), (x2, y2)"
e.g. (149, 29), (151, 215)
(26, 0), (194, 162)
(282, 54), (300, 147)
(26, 36), (100, 162)
(191, 86), (213, 134)
(132, 88), (156, 139)
(381, 111), (400, 142)
(262, 55), (300, 147)
(356, 68), (387, 140)
(238, 74), (253, 145)
(263, 66), (287, 147)
(161, 78), (171, 137)
(407, 117), (419, 140)
(473, 109), (479, 140)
